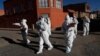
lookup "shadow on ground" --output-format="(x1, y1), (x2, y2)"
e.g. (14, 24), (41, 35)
(0, 36), (66, 54)
(1, 37), (38, 53)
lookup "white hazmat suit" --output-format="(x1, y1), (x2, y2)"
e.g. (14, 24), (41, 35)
(44, 17), (51, 35)
(20, 19), (30, 45)
(62, 15), (76, 53)
(83, 16), (90, 36)
(36, 17), (53, 54)
(13, 19), (30, 45)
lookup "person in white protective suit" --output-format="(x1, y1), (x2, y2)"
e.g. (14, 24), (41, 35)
(20, 19), (30, 45)
(83, 16), (90, 36)
(73, 15), (79, 35)
(62, 14), (76, 54)
(13, 19), (30, 45)
(36, 16), (53, 54)
(44, 17), (51, 35)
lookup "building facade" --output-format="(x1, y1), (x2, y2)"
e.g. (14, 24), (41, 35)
(63, 2), (91, 18)
(0, 1), (93, 29)
(2, 0), (66, 29)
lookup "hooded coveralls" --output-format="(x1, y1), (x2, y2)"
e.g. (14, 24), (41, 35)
(83, 16), (90, 36)
(62, 15), (76, 53)
(36, 17), (53, 54)
(20, 19), (30, 45)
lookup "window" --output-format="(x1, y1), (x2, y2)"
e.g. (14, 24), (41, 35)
(41, 13), (49, 18)
(39, 0), (48, 8)
(50, 0), (53, 7)
(45, 0), (48, 7)
(56, 0), (61, 9)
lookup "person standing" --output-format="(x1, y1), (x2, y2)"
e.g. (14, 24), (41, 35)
(83, 16), (90, 36)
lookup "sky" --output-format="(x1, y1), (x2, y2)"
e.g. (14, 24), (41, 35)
(0, 0), (100, 11)
(0, 0), (4, 9)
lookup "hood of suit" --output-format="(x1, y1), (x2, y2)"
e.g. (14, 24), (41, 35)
(22, 19), (27, 24)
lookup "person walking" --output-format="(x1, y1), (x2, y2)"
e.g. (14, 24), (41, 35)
(36, 16), (53, 54)
(62, 14), (76, 54)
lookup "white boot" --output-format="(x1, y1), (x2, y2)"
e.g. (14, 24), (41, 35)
(87, 32), (89, 35)
(27, 39), (30, 44)
(36, 51), (42, 54)
(48, 46), (53, 51)
(83, 34), (86, 36)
